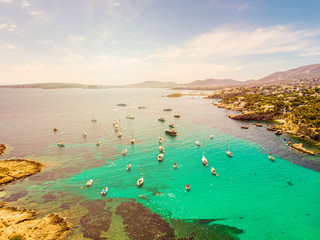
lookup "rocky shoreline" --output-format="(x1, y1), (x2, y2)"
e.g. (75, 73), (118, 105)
(212, 102), (319, 155)
(0, 144), (6, 155)
(0, 159), (44, 185)
(0, 158), (70, 239)
(0, 202), (70, 240)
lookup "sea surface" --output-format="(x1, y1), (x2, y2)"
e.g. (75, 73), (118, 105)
(0, 88), (320, 239)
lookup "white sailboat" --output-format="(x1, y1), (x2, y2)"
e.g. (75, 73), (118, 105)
(122, 149), (127, 155)
(226, 140), (233, 157)
(117, 119), (122, 137)
(159, 146), (164, 153)
(137, 166), (143, 186)
(158, 153), (164, 161)
(126, 160), (131, 170)
(211, 167), (217, 175)
(130, 131), (135, 144)
(202, 144), (208, 166)
(195, 141), (201, 146)
(126, 104), (135, 119)
(57, 133), (65, 147)
(86, 179), (93, 186)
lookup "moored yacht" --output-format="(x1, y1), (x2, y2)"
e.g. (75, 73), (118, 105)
(159, 146), (164, 153)
(122, 149), (127, 155)
(158, 153), (164, 161)
(165, 128), (177, 136)
(137, 177), (143, 186)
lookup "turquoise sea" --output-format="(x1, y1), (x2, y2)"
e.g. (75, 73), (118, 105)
(0, 88), (320, 239)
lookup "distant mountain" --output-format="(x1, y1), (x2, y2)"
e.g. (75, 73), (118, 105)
(254, 64), (320, 84)
(0, 82), (110, 89)
(1, 64), (319, 90)
(127, 81), (178, 88)
(185, 78), (241, 87)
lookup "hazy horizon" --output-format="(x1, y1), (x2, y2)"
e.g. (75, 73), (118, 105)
(1, 0), (320, 85)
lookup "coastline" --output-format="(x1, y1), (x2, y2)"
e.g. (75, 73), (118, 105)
(211, 102), (319, 155)
(0, 158), (70, 239)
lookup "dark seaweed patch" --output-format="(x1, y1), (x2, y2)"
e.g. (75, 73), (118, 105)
(3, 190), (28, 202)
(79, 200), (112, 240)
(116, 201), (175, 240)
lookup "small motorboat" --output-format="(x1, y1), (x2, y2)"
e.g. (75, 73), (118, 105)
(138, 106), (146, 109)
(83, 132), (87, 137)
(114, 125), (119, 131)
(173, 163), (177, 169)
(158, 137), (162, 144)
(117, 132), (122, 137)
(210, 135), (213, 139)
(113, 120), (118, 126)
(174, 115), (180, 118)
(159, 146), (164, 153)
(169, 123), (175, 128)
(165, 129), (178, 136)
(86, 179), (93, 186)
(163, 108), (172, 111)
(211, 167), (216, 175)
(158, 117), (165, 122)
(96, 141), (100, 146)
(131, 138), (135, 144)
(57, 141), (65, 147)
(126, 115), (135, 119)
(268, 155), (275, 161)
(122, 149), (127, 155)
(226, 151), (233, 157)
(92, 118), (97, 122)
(53, 128), (58, 132)
(137, 177), (143, 186)
(127, 163), (131, 170)
(241, 126), (249, 129)
(158, 153), (164, 161)
(101, 187), (108, 195)
(186, 184), (190, 191)
(195, 141), (201, 146)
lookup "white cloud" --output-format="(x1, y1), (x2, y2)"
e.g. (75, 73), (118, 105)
(21, 1), (30, 8)
(68, 34), (85, 43)
(0, 23), (7, 29)
(144, 25), (320, 62)
(28, 10), (48, 21)
(12, 63), (47, 71)
(1, 43), (16, 49)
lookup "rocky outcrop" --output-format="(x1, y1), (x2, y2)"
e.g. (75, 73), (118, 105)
(0, 202), (70, 240)
(228, 112), (275, 121)
(0, 144), (6, 155)
(278, 119), (320, 142)
(211, 102), (244, 111)
(291, 143), (316, 155)
(0, 159), (44, 185)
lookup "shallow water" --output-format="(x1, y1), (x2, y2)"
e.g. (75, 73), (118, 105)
(0, 88), (319, 239)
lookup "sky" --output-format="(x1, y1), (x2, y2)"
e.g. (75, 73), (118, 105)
(0, 0), (320, 85)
